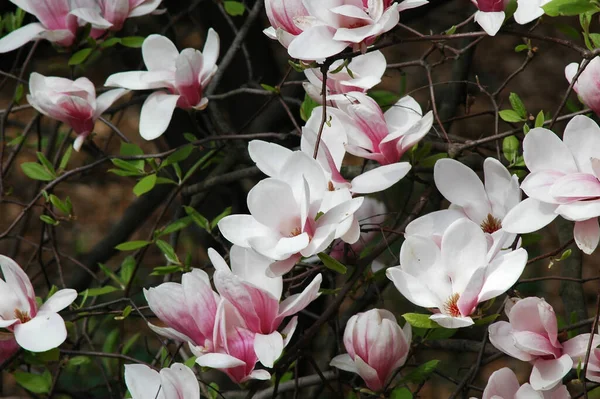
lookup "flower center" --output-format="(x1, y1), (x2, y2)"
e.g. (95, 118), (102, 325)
(14, 309), (31, 324)
(480, 214), (502, 234)
(444, 293), (461, 317)
(328, 181), (335, 191)
(290, 227), (302, 237)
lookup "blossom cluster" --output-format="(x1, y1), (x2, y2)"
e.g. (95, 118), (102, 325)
(2, 0), (600, 398)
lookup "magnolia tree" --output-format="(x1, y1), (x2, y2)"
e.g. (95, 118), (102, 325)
(1, 0), (600, 398)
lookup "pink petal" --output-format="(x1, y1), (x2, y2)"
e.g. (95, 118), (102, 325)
(574, 218), (600, 254)
(482, 367), (520, 399)
(529, 354), (573, 391)
(288, 25), (348, 61)
(0, 23), (46, 53)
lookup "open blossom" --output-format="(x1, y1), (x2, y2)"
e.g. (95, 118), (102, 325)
(144, 268), (219, 352)
(386, 218), (527, 328)
(303, 51), (387, 105)
(472, 0), (510, 36)
(407, 157), (521, 250)
(105, 30), (219, 140)
(191, 300), (271, 384)
(514, 0), (551, 25)
(502, 115), (600, 254)
(340, 92), (433, 167)
(27, 73), (128, 151)
(0, 0), (112, 53)
(92, 0), (164, 31)
(489, 297), (600, 391)
(564, 333), (600, 383)
(477, 367), (570, 399)
(287, 0), (428, 61)
(565, 57), (600, 116)
(208, 246), (322, 367)
(330, 309), (411, 392)
(218, 150), (364, 276)
(263, 0), (309, 48)
(0, 255), (77, 352)
(124, 363), (199, 399)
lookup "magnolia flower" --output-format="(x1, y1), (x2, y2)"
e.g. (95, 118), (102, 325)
(563, 333), (600, 384)
(0, 0), (112, 53)
(407, 157), (521, 250)
(94, 0), (164, 31)
(105, 30), (219, 140)
(208, 246), (322, 367)
(192, 300), (270, 384)
(0, 337), (19, 365)
(386, 218), (528, 328)
(340, 92), (433, 166)
(330, 309), (411, 392)
(502, 116), (600, 254)
(514, 0), (551, 25)
(27, 73), (128, 151)
(489, 297), (600, 391)
(472, 0), (510, 36)
(218, 153), (364, 276)
(303, 51), (387, 105)
(477, 367), (571, 399)
(0, 255), (77, 352)
(144, 269), (219, 351)
(124, 363), (199, 399)
(288, 0), (428, 61)
(263, 0), (309, 48)
(565, 57), (600, 116)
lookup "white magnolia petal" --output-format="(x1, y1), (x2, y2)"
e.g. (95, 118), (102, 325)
(139, 91), (180, 140)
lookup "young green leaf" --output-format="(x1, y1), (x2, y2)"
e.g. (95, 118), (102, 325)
(68, 48), (93, 65)
(509, 92), (527, 118)
(120, 36), (145, 48)
(115, 240), (151, 251)
(21, 162), (55, 181)
(317, 252), (347, 274)
(403, 313), (442, 329)
(224, 1), (245, 16)
(133, 173), (157, 197)
(499, 109), (525, 123)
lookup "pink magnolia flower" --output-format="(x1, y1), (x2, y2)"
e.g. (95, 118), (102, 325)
(330, 309), (411, 392)
(192, 300), (271, 384)
(144, 269), (219, 352)
(0, 336), (19, 365)
(386, 218), (528, 328)
(472, 0), (510, 36)
(489, 297), (593, 391)
(288, 0), (428, 61)
(339, 92), (433, 167)
(406, 157), (521, 249)
(502, 115), (600, 254)
(303, 51), (387, 105)
(0, 255), (77, 352)
(208, 246), (322, 367)
(0, 0), (112, 53)
(263, 0), (309, 48)
(218, 152), (364, 276)
(301, 107), (413, 194)
(514, 0), (551, 25)
(563, 333), (600, 384)
(565, 57), (600, 116)
(105, 30), (219, 140)
(124, 363), (199, 399)
(27, 73), (128, 151)
(95, 0), (164, 31)
(477, 367), (571, 399)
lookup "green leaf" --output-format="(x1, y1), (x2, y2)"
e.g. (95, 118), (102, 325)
(58, 146), (73, 171)
(521, 233), (543, 247)
(590, 33), (600, 48)
(40, 215), (59, 226)
(122, 333), (140, 355)
(159, 216), (193, 237)
(368, 90), (401, 111)
(445, 25), (457, 35)
(156, 239), (180, 264)
(14, 83), (23, 102)
(300, 93), (319, 122)
(68, 48), (93, 65)
(390, 387), (413, 399)
(111, 158), (144, 174)
(224, 1), (245, 16)
(161, 144), (194, 169)
(184, 206), (210, 232)
(502, 135), (520, 164)
(14, 370), (52, 394)
(50, 194), (71, 215)
(211, 207), (232, 230)
(514, 44), (529, 52)
(37, 152), (56, 175)
(183, 133), (197, 142)
(133, 173), (157, 197)
(21, 162), (55, 181)
(260, 83), (279, 93)
(150, 265), (182, 276)
(120, 256), (136, 286)
(559, 249), (572, 261)
(120, 142), (145, 170)
(420, 152), (448, 168)
(543, 0), (600, 16)
(79, 286), (120, 297)
(100, 37), (121, 48)
(399, 360), (440, 385)
(474, 313), (500, 325)
(120, 36), (145, 48)
(509, 92), (527, 118)
(102, 328), (120, 372)
(426, 328), (458, 340)
(317, 252), (347, 274)
(114, 305), (132, 320)
(402, 313), (442, 329)
(115, 240), (151, 251)
(499, 109), (525, 123)
(67, 356), (91, 368)
(184, 356), (198, 369)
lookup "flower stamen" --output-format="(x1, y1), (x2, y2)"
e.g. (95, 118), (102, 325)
(444, 293), (461, 317)
(14, 309), (31, 324)
(480, 214), (502, 234)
